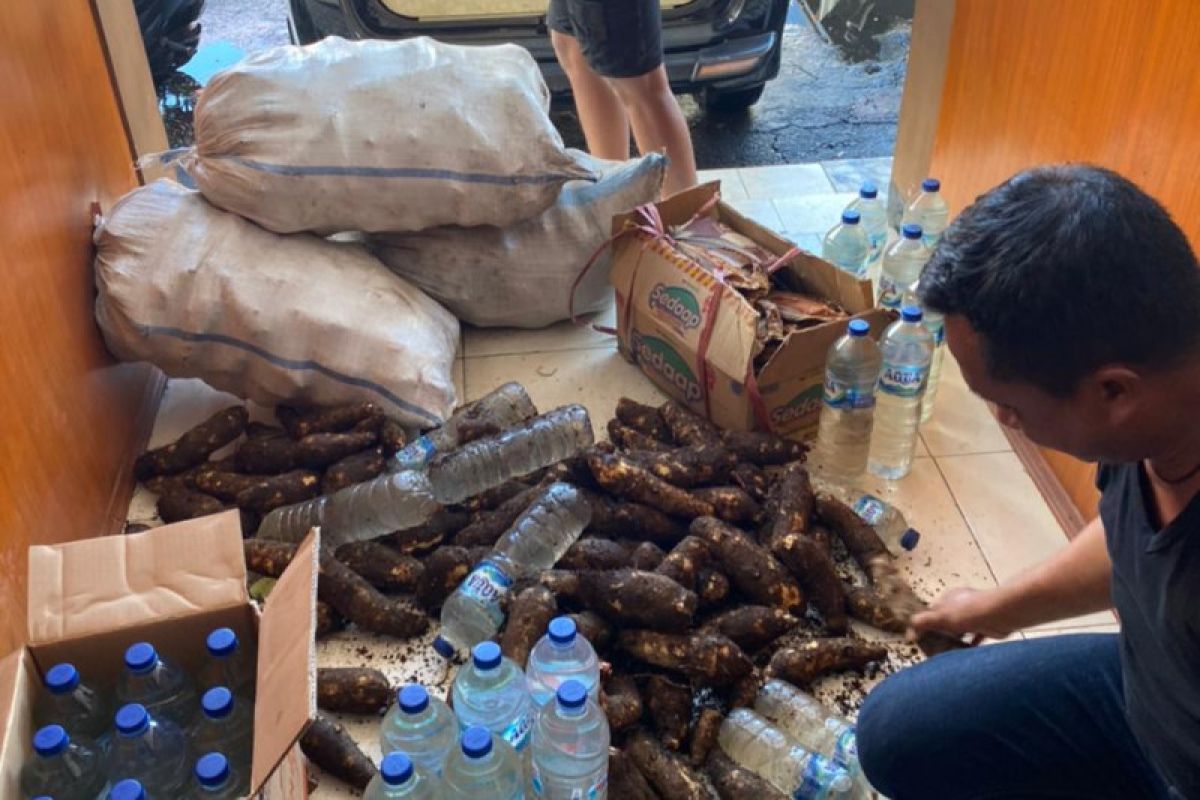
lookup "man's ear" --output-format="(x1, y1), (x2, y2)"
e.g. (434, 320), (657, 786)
(1086, 365), (1143, 421)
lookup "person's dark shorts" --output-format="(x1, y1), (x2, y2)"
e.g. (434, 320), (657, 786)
(547, 0), (663, 79)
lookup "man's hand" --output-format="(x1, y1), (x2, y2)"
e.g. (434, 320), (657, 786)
(909, 587), (1014, 642)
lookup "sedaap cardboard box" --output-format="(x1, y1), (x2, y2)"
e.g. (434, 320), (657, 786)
(610, 182), (894, 441)
(0, 511), (319, 799)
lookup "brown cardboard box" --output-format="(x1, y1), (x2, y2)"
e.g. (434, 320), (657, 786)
(610, 182), (894, 441)
(0, 511), (319, 798)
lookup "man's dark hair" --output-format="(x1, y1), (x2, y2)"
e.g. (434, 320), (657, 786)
(920, 164), (1200, 396)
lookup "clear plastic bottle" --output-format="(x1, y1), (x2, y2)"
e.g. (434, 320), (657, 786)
(257, 405), (594, 547)
(191, 687), (253, 793)
(443, 726), (523, 800)
(116, 642), (198, 730)
(391, 382), (538, 472)
(19, 724), (108, 800)
(845, 184), (888, 266)
(868, 306), (933, 480)
(811, 320), (883, 487)
(365, 752), (445, 799)
(380, 685), (459, 776)
(108, 703), (190, 796)
(718, 709), (852, 800)
(452, 642), (535, 755)
(821, 209), (871, 278)
(530, 681), (609, 800)
(190, 752), (244, 799)
(902, 282), (946, 423)
(198, 627), (255, 699)
(108, 779), (146, 800)
(525, 617), (600, 709)
(755, 680), (859, 775)
(812, 480), (920, 554)
(902, 178), (950, 248)
(34, 662), (113, 754)
(434, 483), (591, 658)
(878, 224), (929, 311)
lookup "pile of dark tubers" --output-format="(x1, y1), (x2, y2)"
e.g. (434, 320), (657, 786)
(132, 388), (964, 797)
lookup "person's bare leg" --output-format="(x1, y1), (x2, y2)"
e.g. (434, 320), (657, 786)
(551, 31), (631, 161)
(608, 66), (698, 196)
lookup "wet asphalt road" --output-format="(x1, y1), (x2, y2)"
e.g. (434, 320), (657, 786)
(193, 0), (908, 167)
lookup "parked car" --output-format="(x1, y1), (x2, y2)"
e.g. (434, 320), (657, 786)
(287, 0), (789, 111)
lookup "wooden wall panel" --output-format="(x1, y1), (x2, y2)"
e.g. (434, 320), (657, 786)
(0, 2), (162, 653)
(918, 0), (1200, 520)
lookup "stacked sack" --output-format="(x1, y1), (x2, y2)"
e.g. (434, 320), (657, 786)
(95, 37), (664, 425)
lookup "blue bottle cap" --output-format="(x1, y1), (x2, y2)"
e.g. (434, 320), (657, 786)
(461, 726), (492, 759)
(196, 752), (230, 788)
(547, 616), (577, 646)
(33, 796), (53, 800)
(398, 684), (429, 714)
(381, 752), (415, 786)
(472, 641), (501, 670)
(901, 305), (923, 323)
(115, 703), (150, 737)
(44, 662), (80, 694)
(841, 209), (861, 225)
(847, 319), (870, 337)
(206, 627), (239, 657)
(202, 686), (234, 719)
(556, 680), (588, 712)
(124, 642), (158, 675)
(922, 177), (941, 192)
(109, 779), (147, 800)
(859, 182), (878, 199)
(33, 724), (69, 757)
(432, 636), (455, 660)
(900, 528), (921, 551)
(901, 223), (923, 240)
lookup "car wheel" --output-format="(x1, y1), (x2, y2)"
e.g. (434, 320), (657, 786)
(703, 84), (766, 113)
(134, 0), (205, 88)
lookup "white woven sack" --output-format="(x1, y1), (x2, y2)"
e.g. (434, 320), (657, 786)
(94, 180), (460, 428)
(183, 36), (593, 234)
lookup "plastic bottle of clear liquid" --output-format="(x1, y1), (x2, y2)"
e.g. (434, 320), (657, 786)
(434, 483), (591, 658)
(443, 726), (523, 800)
(380, 685), (459, 776)
(108, 779), (146, 800)
(845, 184), (888, 267)
(902, 282), (946, 423)
(812, 480), (920, 554)
(108, 703), (190, 796)
(812, 320), (883, 487)
(869, 306), (933, 480)
(191, 687), (253, 793)
(34, 662), (113, 754)
(452, 642), (535, 755)
(525, 617), (601, 709)
(391, 382), (538, 472)
(822, 209), (871, 278)
(530, 681), (609, 800)
(198, 628), (255, 699)
(902, 178), (950, 248)
(718, 709), (852, 800)
(755, 680), (859, 775)
(19, 725), (108, 800)
(257, 405), (594, 547)
(190, 752), (244, 799)
(878, 224), (929, 311)
(116, 642), (198, 731)
(365, 752), (445, 799)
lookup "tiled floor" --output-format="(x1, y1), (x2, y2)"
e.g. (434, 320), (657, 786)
(130, 159), (1116, 797)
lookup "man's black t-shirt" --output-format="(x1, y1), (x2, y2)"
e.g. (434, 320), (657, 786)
(1100, 462), (1200, 797)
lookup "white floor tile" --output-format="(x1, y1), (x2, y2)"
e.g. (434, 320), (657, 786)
(920, 355), (1013, 456)
(462, 304), (616, 358)
(772, 192), (859, 234)
(697, 168), (749, 201)
(738, 163), (834, 199)
(725, 196), (785, 231)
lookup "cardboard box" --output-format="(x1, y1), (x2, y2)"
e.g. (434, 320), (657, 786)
(611, 182), (894, 441)
(0, 511), (319, 799)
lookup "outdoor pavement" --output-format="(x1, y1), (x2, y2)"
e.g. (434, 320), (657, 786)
(190, 0), (909, 167)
